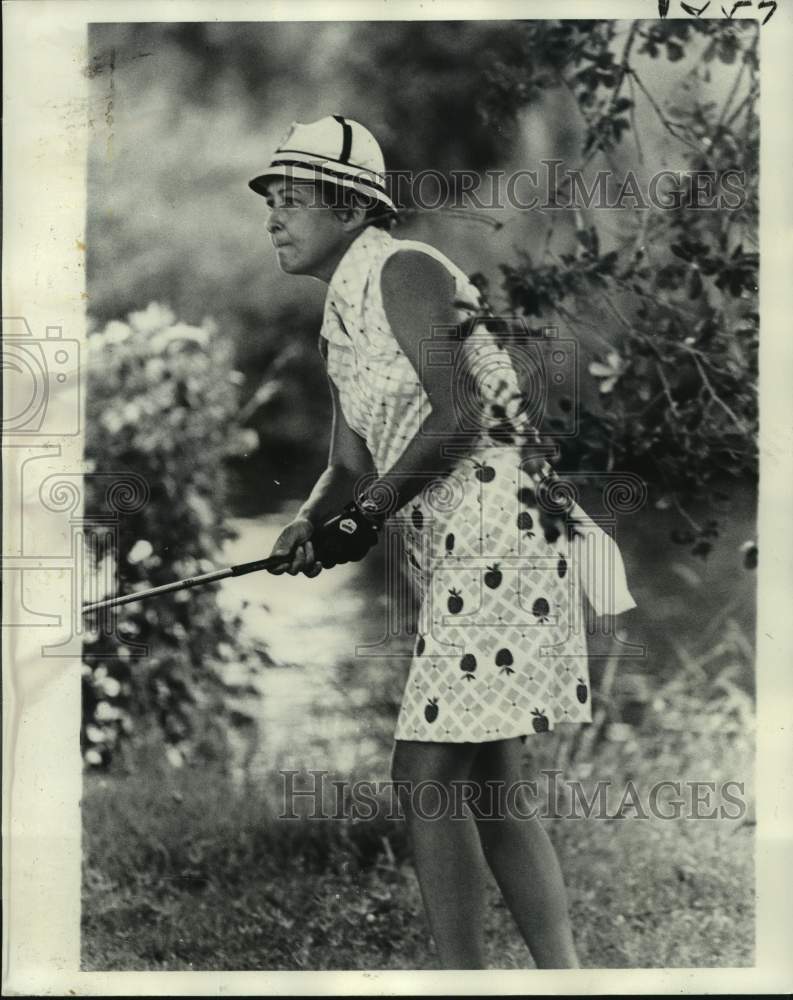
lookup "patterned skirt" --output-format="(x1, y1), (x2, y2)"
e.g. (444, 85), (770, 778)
(392, 444), (592, 743)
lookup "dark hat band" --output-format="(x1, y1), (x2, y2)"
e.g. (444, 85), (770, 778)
(250, 158), (391, 200)
(276, 146), (380, 177)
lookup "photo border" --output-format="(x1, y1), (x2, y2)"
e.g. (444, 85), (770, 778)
(3, 0), (792, 994)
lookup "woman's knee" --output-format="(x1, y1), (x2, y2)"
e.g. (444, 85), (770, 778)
(471, 737), (525, 783)
(390, 740), (477, 787)
(467, 738), (527, 816)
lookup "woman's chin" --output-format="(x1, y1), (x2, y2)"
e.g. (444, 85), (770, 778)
(275, 250), (303, 275)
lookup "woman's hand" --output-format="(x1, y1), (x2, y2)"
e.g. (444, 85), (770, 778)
(311, 501), (382, 568)
(267, 516), (323, 577)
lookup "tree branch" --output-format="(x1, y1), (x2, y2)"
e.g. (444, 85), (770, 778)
(685, 346), (749, 434)
(627, 67), (706, 156)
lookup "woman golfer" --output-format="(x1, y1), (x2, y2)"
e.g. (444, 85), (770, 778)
(249, 116), (635, 969)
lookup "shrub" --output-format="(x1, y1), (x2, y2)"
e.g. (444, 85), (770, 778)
(477, 19), (759, 561)
(82, 303), (268, 769)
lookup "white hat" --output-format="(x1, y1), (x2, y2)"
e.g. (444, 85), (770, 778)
(248, 115), (397, 214)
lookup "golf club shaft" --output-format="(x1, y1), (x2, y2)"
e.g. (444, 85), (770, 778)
(81, 555), (282, 615)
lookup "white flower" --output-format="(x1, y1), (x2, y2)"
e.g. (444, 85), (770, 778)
(588, 351), (626, 394)
(98, 676), (121, 698)
(100, 409), (126, 434)
(145, 357), (167, 381)
(101, 320), (132, 345)
(187, 494), (213, 526)
(128, 302), (176, 335)
(227, 428), (260, 457)
(95, 701), (122, 721)
(127, 539), (153, 564)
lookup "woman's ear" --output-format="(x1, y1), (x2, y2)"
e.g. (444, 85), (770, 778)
(335, 201), (368, 231)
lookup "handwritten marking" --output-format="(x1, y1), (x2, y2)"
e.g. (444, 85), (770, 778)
(659, 0), (776, 20)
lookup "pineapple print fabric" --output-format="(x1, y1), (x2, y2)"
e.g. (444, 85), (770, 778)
(320, 227), (634, 742)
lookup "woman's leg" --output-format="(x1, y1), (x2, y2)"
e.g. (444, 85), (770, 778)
(390, 739), (489, 969)
(469, 738), (580, 969)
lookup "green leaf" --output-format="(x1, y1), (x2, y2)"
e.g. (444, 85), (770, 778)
(666, 41), (685, 62)
(687, 269), (703, 300)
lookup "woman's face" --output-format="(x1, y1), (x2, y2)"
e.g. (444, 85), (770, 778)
(263, 178), (351, 281)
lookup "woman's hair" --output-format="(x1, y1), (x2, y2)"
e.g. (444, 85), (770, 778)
(315, 180), (397, 230)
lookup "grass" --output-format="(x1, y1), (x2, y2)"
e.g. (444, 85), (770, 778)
(82, 725), (754, 971)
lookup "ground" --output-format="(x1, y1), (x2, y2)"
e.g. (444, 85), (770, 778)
(81, 766), (753, 971)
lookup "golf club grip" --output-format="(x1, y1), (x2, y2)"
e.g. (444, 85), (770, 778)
(230, 555), (284, 577)
(230, 512), (342, 577)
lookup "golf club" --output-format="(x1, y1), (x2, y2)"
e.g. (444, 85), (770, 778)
(82, 500), (381, 615)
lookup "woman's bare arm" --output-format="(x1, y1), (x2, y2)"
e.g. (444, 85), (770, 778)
(296, 338), (376, 528)
(269, 339), (377, 575)
(359, 249), (474, 516)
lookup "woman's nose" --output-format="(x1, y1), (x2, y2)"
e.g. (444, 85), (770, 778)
(266, 208), (283, 234)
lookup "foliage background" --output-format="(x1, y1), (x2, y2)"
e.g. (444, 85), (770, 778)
(82, 304), (267, 767)
(82, 17), (758, 970)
